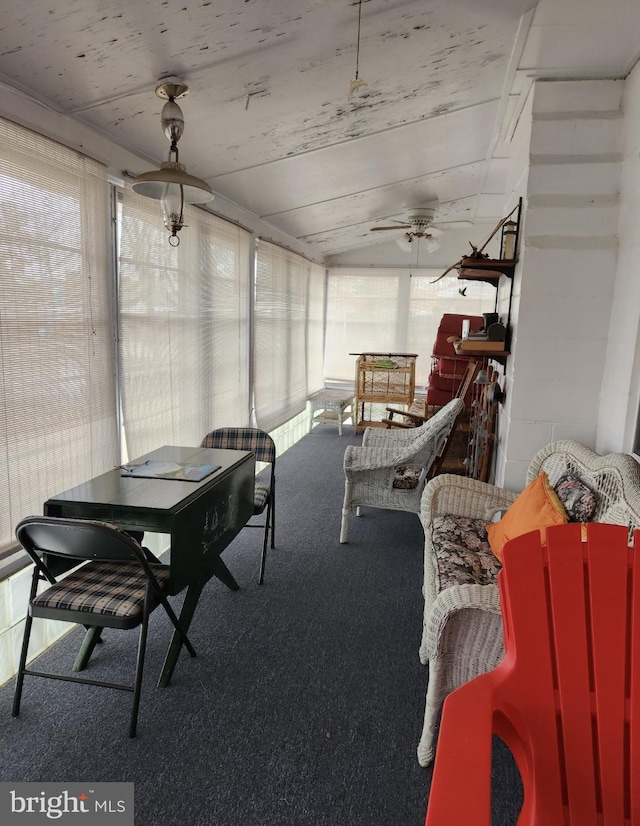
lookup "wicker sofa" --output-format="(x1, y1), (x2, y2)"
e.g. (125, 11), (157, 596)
(417, 439), (640, 766)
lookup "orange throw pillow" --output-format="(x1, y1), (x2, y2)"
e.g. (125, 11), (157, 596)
(487, 471), (568, 561)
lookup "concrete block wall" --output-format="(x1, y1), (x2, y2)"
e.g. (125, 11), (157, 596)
(498, 79), (624, 490)
(598, 61), (640, 454)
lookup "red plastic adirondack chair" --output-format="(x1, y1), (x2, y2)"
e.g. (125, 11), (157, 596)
(425, 521), (640, 826)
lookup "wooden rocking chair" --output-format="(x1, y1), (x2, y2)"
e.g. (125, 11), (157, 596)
(383, 359), (477, 429)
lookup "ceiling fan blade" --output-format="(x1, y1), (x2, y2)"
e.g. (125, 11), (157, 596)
(433, 220), (473, 229)
(370, 225), (412, 231)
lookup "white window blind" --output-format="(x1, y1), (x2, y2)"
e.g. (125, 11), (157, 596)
(306, 261), (326, 397)
(324, 269), (404, 384)
(254, 241), (311, 432)
(118, 186), (251, 458)
(0, 118), (117, 549)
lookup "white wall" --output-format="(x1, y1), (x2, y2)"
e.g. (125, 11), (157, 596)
(598, 61), (640, 454)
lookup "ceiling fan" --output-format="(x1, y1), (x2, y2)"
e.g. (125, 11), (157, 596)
(370, 207), (469, 253)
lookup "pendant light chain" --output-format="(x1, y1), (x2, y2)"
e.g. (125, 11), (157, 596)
(355, 0), (363, 81)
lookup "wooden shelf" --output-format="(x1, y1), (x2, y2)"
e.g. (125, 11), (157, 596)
(453, 342), (509, 360)
(457, 257), (517, 284)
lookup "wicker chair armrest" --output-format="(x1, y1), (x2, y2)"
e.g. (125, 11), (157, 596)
(421, 473), (518, 525)
(380, 418), (416, 429)
(424, 584), (503, 659)
(362, 426), (417, 447)
(343, 444), (403, 473)
(385, 406), (428, 423)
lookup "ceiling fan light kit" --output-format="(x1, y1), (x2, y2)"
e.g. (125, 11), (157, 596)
(396, 235), (413, 253)
(423, 235), (441, 254)
(132, 79), (214, 246)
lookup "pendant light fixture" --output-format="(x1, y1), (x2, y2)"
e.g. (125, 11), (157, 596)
(132, 79), (214, 246)
(348, 0), (367, 99)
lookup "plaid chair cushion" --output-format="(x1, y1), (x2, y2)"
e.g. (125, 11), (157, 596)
(254, 480), (271, 512)
(201, 428), (276, 463)
(31, 560), (170, 620)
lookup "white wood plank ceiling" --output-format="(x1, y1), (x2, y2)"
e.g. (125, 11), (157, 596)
(0, 0), (639, 257)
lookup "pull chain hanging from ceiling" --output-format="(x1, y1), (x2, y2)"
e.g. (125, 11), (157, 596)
(348, 0), (368, 99)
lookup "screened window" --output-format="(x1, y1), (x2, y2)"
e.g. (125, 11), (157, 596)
(118, 185), (251, 457)
(0, 118), (117, 552)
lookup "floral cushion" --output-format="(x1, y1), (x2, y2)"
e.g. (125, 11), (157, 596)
(431, 514), (501, 591)
(393, 465), (422, 489)
(554, 473), (598, 522)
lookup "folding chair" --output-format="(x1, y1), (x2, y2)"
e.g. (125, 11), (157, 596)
(201, 428), (276, 584)
(12, 516), (196, 737)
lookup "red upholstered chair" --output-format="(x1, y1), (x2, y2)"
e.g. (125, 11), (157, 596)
(426, 313), (482, 409)
(425, 522), (640, 826)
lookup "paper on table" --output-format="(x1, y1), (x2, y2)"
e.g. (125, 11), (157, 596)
(120, 461), (221, 482)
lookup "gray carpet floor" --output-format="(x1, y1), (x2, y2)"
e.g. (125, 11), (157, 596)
(0, 423), (522, 825)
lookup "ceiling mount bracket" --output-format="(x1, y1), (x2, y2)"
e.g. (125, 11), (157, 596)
(155, 79), (190, 101)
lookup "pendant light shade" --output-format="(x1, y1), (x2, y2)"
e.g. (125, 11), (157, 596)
(132, 80), (214, 246)
(132, 162), (214, 203)
(423, 235), (441, 254)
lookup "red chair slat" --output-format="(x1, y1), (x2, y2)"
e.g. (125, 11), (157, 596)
(586, 523), (630, 823)
(545, 527), (599, 824)
(499, 528), (575, 820)
(630, 529), (640, 823)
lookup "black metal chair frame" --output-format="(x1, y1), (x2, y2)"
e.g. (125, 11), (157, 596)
(200, 428), (276, 584)
(12, 515), (196, 737)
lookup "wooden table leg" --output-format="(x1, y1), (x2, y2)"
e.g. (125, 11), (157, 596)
(209, 555), (240, 592)
(158, 557), (239, 688)
(158, 577), (204, 688)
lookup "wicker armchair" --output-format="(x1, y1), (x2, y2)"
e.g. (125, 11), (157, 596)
(339, 398), (463, 543)
(417, 440), (640, 766)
